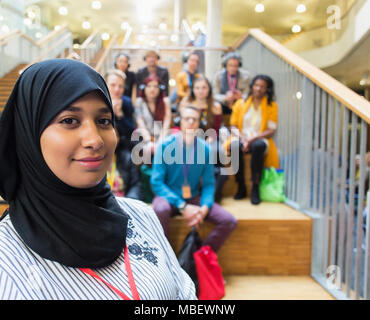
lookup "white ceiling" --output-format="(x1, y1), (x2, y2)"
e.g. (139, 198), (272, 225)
(23, 0), (367, 91)
(33, 0), (356, 45)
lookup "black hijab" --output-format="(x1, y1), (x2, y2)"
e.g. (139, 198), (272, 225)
(0, 59), (128, 268)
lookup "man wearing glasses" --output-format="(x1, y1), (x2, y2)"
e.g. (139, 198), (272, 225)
(150, 105), (237, 253)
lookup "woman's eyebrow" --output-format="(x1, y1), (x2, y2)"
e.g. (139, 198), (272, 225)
(63, 106), (111, 114)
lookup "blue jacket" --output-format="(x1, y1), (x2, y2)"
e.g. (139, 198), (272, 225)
(150, 134), (215, 209)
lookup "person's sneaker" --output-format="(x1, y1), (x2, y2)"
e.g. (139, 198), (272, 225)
(233, 184), (247, 200)
(251, 183), (261, 205)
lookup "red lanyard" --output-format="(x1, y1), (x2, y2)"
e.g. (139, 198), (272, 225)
(227, 73), (237, 91)
(80, 245), (140, 300)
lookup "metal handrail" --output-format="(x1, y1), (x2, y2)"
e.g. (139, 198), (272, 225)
(95, 34), (118, 73)
(19, 30), (72, 73)
(232, 28), (370, 123)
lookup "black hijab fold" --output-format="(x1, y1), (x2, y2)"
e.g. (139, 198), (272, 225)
(0, 59), (128, 268)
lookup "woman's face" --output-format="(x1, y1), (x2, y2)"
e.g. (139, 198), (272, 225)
(144, 80), (160, 100)
(107, 74), (124, 100)
(193, 80), (209, 100)
(252, 78), (268, 99)
(40, 91), (117, 189)
(187, 54), (199, 73)
(116, 55), (129, 72)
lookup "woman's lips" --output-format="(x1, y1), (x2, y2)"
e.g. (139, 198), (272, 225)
(75, 156), (105, 169)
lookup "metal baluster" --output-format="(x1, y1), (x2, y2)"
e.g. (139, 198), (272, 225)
(330, 101), (341, 268)
(338, 106), (349, 292)
(354, 120), (367, 299)
(345, 113), (358, 298)
(364, 189), (370, 299)
(312, 87), (321, 211)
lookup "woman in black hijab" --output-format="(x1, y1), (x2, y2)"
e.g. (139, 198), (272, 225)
(0, 59), (196, 300)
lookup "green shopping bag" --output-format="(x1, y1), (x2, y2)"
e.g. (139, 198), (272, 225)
(259, 167), (286, 202)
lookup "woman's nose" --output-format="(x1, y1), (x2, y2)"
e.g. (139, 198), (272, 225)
(81, 122), (104, 150)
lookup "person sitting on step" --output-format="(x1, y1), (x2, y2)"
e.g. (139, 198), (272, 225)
(227, 74), (279, 205)
(150, 105), (237, 253)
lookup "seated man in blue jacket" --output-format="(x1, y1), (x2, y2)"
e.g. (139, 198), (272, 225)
(150, 105), (237, 252)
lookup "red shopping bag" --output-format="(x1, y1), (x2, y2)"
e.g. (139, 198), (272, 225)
(193, 245), (225, 300)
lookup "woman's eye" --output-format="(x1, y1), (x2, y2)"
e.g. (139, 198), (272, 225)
(60, 118), (78, 125)
(98, 118), (113, 126)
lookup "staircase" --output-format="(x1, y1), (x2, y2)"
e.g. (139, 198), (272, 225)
(0, 64), (27, 113)
(169, 197), (333, 300)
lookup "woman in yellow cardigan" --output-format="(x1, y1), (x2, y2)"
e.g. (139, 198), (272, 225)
(229, 75), (279, 204)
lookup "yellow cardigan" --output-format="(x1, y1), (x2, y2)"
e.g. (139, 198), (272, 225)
(228, 96), (280, 169)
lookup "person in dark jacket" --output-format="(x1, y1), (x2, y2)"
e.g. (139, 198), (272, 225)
(136, 50), (170, 96)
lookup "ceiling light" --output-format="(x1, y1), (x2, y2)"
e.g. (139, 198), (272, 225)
(35, 32), (43, 39)
(170, 34), (179, 42)
(296, 4), (306, 13)
(82, 21), (91, 30)
(296, 91), (303, 100)
(101, 32), (110, 41)
(54, 25), (61, 31)
(27, 11), (36, 19)
(360, 73), (370, 86)
(24, 18), (32, 26)
(121, 22), (130, 30)
(169, 79), (176, 87)
(58, 6), (68, 16)
(255, 3), (265, 13)
(159, 22), (167, 31)
(291, 24), (301, 33)
(91, 1), (102, 10)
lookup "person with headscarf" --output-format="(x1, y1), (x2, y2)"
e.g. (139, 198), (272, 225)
(0, 59), (196, 300)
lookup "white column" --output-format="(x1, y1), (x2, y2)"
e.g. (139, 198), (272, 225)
(174, 0), (186, 45)
(174, 0), (185, 32)
(205, 0), (222, 80)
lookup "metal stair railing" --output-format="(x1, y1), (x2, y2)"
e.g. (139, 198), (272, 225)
(233, 28), (370, 300)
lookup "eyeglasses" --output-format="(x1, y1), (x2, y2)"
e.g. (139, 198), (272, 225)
(182, 116), (200, 122)
(146, 85), (159, 89)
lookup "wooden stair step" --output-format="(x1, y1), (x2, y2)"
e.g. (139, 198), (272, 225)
(222, 275), (334, 300)
(169, 197), (312, 275)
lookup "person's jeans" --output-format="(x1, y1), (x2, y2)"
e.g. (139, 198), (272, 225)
(152, 195), (237, 252)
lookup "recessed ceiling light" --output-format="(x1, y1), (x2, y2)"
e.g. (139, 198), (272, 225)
(58, 6), (68, 16)
(91, 1), (102, 10)
(101, 32), (110, 41)
(121, 22), (130, 30)
(292, 24), (301, 33)
(296, 4), (306, 13)
(54, 25), (61, 31)
(159, 22), (167, 31)
(170, 34), (179, 42)
(23, 18), (32, 26)
(82, 21), (91, 30)
(296, 91), (303, 100)
(255, 3), (265, 13)
(35, 32), (43, 39)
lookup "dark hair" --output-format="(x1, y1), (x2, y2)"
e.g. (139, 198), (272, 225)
(247, 74), (275, 105)
(138, 74), (166, 121)
(114, 53), (130, 70)
(222, 51), (242, 68)
(188, 76), (215, 130)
